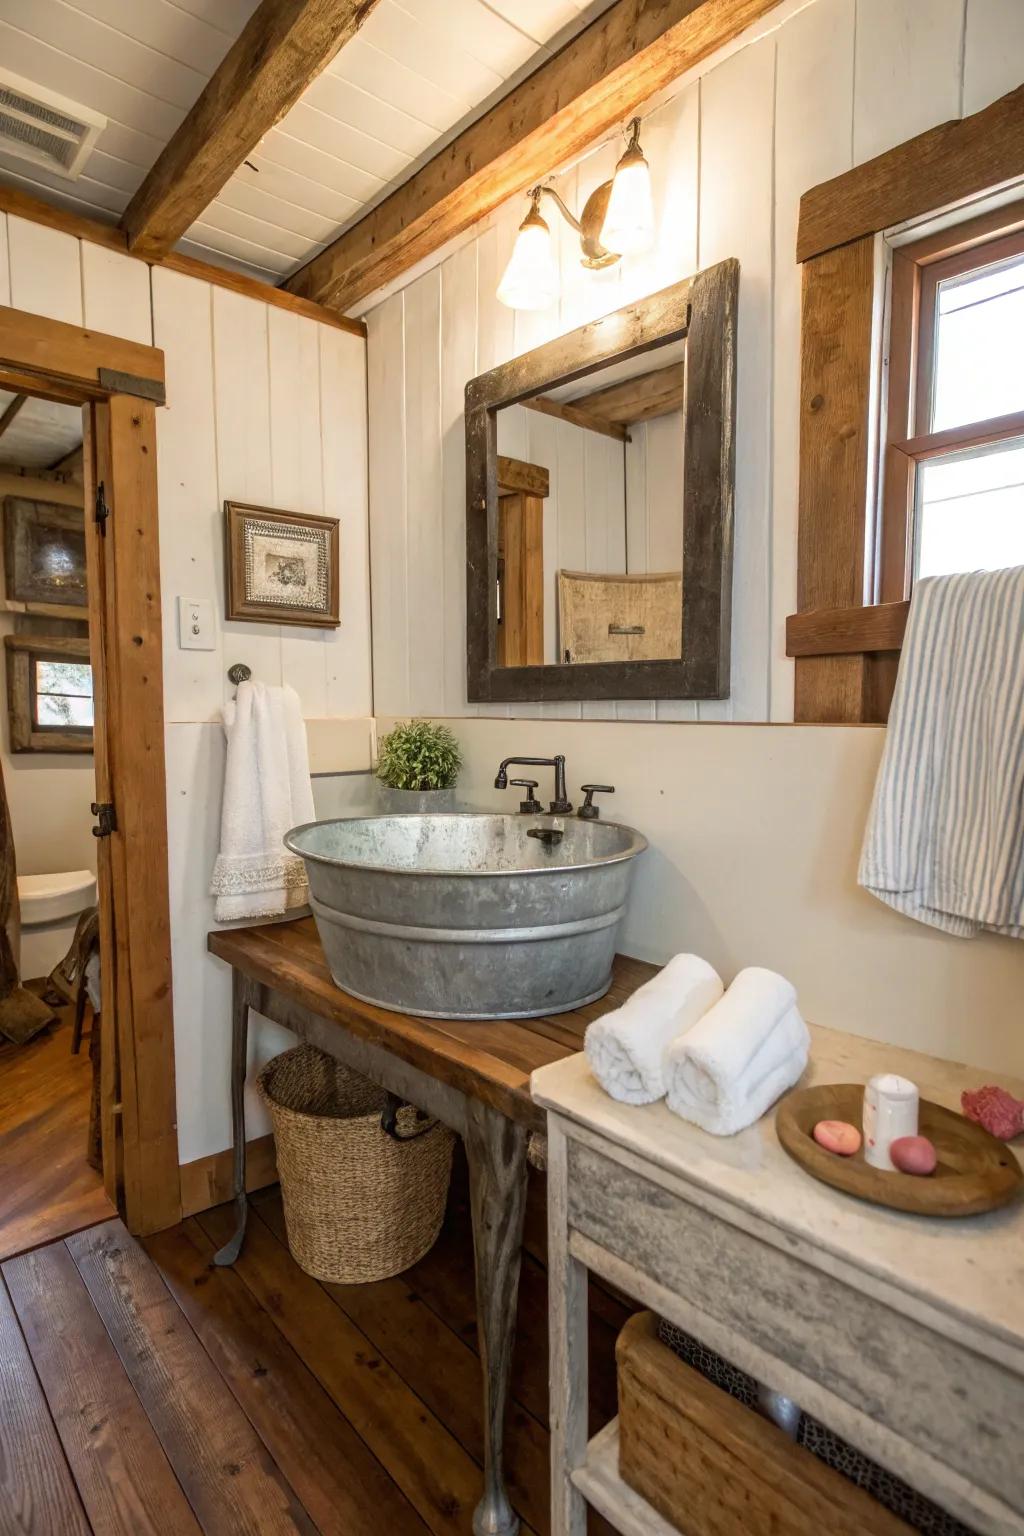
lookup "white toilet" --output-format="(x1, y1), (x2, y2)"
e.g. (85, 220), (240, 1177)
(17, 871), (98, 982)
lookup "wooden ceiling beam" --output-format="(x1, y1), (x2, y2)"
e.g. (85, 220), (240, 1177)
(0, 394), (27, 442)
(121, 0), (383, 260)
(283, 0), (786, 314)
(568, 362), (686, 424)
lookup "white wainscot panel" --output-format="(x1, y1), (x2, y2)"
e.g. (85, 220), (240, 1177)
(772, 0), (856, 722)
(853, 0), (965, 164)
(367, 292), (410, 716)
(6, 215), (81, 324)
(321, 325), (372, 718)
(152, 267), (223, 725)
(697, 35), (776, 722)
(962, 0), (1024, 113)
(81, 243), (151, 344)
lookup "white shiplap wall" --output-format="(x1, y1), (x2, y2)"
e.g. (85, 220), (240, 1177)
(0, 212), (372, 1162)
(365, 0), (1022, 724)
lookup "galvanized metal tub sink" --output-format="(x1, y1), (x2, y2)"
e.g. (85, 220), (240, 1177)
(284, 812), (647, 1020)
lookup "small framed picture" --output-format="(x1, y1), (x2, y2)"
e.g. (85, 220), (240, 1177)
(4, 497), (87, 610)
(224, 502), (340, 629)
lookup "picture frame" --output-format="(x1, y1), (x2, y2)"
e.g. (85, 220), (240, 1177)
(4, 497), (88, 611)
(4, 634), (93, 754)
(224, 502), (340, 629)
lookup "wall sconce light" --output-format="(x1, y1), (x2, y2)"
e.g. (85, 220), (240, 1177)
(497, 117), (656, 311)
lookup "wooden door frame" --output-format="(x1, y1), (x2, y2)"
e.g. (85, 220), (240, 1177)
(0, 303), (180, 1236)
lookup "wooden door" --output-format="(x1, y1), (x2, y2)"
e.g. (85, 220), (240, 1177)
(497, 491), (544, 666)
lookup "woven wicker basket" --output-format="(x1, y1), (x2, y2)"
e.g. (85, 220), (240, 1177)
(257, 1044), (454, 1284)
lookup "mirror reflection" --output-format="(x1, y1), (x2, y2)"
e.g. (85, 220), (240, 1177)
(494, 337), (684, 668)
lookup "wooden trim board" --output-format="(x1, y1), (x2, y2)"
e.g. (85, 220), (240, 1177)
(283, 0), (787, 313)
(786, 602), (909, 657)
(797, 83), (1024, 263)
(179, 1134), (278, 1218)
(0, 183), (366, 340)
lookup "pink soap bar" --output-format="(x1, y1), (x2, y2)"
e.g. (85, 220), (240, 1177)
(890, 1135), (937, 1176)
(813, 1119), (861, 1156)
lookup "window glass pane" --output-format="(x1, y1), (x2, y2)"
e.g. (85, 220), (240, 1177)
(35, 693), (94, 728)
(36, 660), (92, 698)
(916, 438), (1024, 578)
(930, 253), (1024, 431)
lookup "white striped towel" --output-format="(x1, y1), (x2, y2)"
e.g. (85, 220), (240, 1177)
(858, 565), (1024, 938)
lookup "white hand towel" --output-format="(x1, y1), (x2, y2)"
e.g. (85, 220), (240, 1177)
(584, 954), (724, 1104)
(210, 681), (316, 922)
(665, 967), (809, 1136)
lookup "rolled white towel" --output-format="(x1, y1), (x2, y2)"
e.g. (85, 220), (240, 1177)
(585, 954), (724, 1105)
(665, 967), (810, 1136)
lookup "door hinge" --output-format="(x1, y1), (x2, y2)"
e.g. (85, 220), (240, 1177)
(91, 802), (117, 838)
(95, 480), (110, 535)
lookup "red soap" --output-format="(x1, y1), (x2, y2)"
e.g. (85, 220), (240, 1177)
(890, 1135), (937, 1176)
(813, 1119), (861, 1156)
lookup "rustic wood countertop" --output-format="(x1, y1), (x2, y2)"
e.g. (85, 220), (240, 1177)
(208, 915), (656, 1132)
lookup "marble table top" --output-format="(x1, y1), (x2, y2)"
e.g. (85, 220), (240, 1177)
(532, 1024), (1024, 1364)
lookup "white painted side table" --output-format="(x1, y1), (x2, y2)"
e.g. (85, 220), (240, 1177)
(532, 1026), (1024, 1536)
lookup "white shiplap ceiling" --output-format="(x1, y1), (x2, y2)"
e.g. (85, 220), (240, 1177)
(0, 0), (617, 283)
(0, 392), (81, 468)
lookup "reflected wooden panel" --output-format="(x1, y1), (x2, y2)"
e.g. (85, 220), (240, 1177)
(558, 571), (683, 664)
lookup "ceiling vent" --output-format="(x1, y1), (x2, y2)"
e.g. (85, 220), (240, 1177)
(0, 69), (106, 180)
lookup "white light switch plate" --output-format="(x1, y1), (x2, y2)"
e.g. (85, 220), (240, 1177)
(178, 596), (214, 650)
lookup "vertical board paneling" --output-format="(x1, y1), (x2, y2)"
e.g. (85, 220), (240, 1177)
(268, 308), (328, 716)
(212, 286), (282, 697)
(367, 294), (409, 716)
(0, 214), (9, 307)
(6, 215), (81, 324)
(152, 268), (222, 725)
(962, 0), (1024, 113)
(404, 269), (445, 715)
(321, 326), (373, 718)
(441, 241), (479, 714)
(771, 0), (856, 720)
(852, 0), (966, 164)
(696, 35), (776, 723)
(619, 81), (700, 308)
(81, 244), (151, 344)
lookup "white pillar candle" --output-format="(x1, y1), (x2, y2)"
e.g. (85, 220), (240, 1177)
(863, 1074), (919, 1170)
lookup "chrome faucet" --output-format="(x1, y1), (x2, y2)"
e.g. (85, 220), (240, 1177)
(494, 755), (572, 814)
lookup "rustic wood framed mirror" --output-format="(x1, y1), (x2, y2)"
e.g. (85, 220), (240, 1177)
(465, 261), (737, 703)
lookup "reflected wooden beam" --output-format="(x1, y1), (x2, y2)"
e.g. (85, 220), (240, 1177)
(0, 395), (27, 442)
(523, 395), (629, 443)
(0, 470), (84, 507)
(121, 0), (384, 260)
(567, 363), (685, 426)
(497, 455), (549, 498)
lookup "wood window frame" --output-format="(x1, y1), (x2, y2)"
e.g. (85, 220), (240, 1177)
(879, 205), (1024, 602)
(0, 302), (180, 1236)
(4, 634), (93, 753)
(787, 82), (1024, 723)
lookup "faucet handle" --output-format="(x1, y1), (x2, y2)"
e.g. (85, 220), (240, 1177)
(510, 779), (543, 815)
(578, 784), (615, 820)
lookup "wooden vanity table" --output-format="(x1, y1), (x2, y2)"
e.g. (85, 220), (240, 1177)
(533, 1031), (1024, 1536)
(208, 916), (657, 1536)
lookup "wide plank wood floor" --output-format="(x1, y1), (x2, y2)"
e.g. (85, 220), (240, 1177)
(0, 1005), (114, 1263)
(0, 1152), (627, 1535)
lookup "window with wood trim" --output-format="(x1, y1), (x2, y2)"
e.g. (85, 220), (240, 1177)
(880, 204), (1024, 602)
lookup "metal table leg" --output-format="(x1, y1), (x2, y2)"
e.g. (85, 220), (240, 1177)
(464, 1098), (530, 1536)
(214, 970), (254, 1266)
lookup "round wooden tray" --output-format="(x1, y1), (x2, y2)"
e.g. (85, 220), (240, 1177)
(776, 1083), (1023, 1217)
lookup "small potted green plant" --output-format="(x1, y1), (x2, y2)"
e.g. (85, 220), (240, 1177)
(375, 719), (463, 812)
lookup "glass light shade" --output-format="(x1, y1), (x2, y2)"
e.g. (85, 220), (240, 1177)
(497, 210), (560, 310)
(600, 147), (655, 257)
